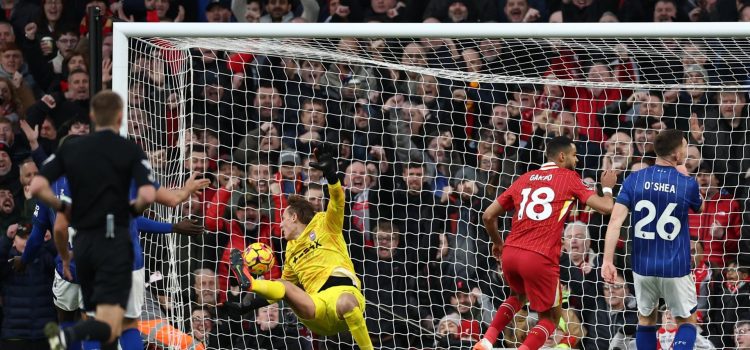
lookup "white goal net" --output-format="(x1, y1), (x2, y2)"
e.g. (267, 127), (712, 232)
(117, 23), (750, 350)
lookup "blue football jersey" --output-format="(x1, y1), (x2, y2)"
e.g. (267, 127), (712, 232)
(128, 179), (161, 271)
(616, 165), (702, 277)
(25, 176), (78, 282)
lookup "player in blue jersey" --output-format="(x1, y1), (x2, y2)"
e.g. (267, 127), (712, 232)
(21, 178), (204, 350)
(49, 176), (206, 350)
(602, 129), (704, 350)
(20, 156), (207, 350)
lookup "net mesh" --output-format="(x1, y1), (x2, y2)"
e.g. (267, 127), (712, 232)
(124, 34), (750, 350)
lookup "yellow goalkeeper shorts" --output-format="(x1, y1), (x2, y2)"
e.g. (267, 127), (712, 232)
(299, 285), (366, 336)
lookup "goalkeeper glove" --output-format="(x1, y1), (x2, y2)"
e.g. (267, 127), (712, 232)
(310, 142), (339, 184)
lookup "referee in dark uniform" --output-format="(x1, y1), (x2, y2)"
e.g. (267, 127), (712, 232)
(29, 90), (156, 350)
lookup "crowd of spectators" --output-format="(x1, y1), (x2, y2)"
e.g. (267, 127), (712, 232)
(1, 0), (750, 350)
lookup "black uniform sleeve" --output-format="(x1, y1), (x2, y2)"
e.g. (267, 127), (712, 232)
(39, 147), (66, 183)
(130, 144), (155, 188)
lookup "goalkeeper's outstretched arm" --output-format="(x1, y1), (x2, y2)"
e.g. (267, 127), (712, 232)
(310, 142), (345, 233)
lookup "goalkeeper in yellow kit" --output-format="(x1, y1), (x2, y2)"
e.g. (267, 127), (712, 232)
(226, 143), (373, 350)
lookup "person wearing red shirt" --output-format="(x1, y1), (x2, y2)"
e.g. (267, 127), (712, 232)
(205, 177), (278, 303)
(475, 136), (618, 350)
(693, 164), (741, 268)
(546, 47), (636, 143)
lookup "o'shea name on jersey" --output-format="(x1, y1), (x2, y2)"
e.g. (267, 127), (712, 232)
(615, 165), (702, 278)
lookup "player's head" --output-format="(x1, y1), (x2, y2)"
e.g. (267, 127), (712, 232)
(375, 220), (400, 261)
(192, 268), (218, 306)
(660, 306), (677, 331)
(255, 303), (280, 330)
(545, 136), (577, 170)
(12, 222), (30, 253)
(281, 195), (316, 240)
(305, 183), (325, 212)
(450, 278), (477, 315)
(18, 158), (38, 187)
(735, 320), (750, 349)
(90, 90), (124, 129)
(236, 194), (260, 230)
(653, 129), (687, 165)
(603, 272), (627, 310)
(563, 221), (589, 257)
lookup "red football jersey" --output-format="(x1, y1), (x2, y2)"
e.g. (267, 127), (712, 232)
(695, 192), (741, 268)
(497, 162), (596, 263)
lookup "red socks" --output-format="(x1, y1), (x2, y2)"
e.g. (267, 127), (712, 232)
(483, 296), (522, 343)
(519, 318), (556, 350)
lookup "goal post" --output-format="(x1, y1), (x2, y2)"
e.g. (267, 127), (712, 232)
(113, 22), (750, 350)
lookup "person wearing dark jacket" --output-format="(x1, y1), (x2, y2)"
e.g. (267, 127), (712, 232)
(582, 273), (639, 350)
(238, 302), (306, 350)
(706, 259), (750, 349)
(0, 222), (57, 350)
(560, 221), (604, 314)
(25, 83), (89, 131)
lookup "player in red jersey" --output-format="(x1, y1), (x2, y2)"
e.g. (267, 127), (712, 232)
(474, 136), (618, 350)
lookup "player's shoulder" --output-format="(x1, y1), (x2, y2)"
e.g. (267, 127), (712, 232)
(56, 133), (87, 153)
(516, 165), (575, 184)
(623, 166), (653, 182)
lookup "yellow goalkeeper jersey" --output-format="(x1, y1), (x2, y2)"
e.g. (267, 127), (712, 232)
(282, 182), (361, 293)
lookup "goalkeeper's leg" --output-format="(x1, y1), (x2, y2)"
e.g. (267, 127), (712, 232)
(336, 292), (373, 350)
(229, 249), (316, 318)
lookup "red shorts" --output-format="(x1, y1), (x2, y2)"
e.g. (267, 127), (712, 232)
(502, 246), (561, 312)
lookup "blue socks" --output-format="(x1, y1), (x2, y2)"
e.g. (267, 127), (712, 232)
(673, 323), (697, 350)
(61, 321), (83, 350)
(636, 325), (658, 350)
(81, 340), (100, 350)
(119, 328), (144, 350)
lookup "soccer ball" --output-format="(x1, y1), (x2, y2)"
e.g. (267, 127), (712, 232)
(243, 242), (275, 275)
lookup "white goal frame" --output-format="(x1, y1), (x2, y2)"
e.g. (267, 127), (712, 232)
(111, 21), (750, 135)
(111, 22), (750, 350)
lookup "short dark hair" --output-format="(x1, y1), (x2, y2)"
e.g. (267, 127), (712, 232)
(376, 219), (397, 234)
(14, 222), (31, 239)
(648, 90), (663, 102)
(656, 0), (677, 5)
(736, 319), (750, 331)
(405, 162), (424, 171)
(68, 69), (88, 79)
(55, 27), (79, 40)
(301, 98), (325, 112)
(653, 129), (684, 158)
(306, 182), (323, 193)
(545, 136), (574, 160)
(0, 42), (20, 53)
(90, 90), (123, 127)
(286, 195), (316, 224)
(189, 144), (207, 155)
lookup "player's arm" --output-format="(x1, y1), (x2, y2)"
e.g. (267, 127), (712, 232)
(18, 204), (51, 268)
(586, 193), (614, 214)
(53, 211), (73, 280)
(601, 203), (629, 283)
(155, 172), (211, 207)
(30, 175), (68, 214)
(32, 150), (68, 212)
(584, 170), (618, 215)
(309, 142), (345, 232)
(136, 216), (203, 236)
(482, 200), (507, 245)
(130, 147), (157, 214)
(693, 179), (705, 214)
